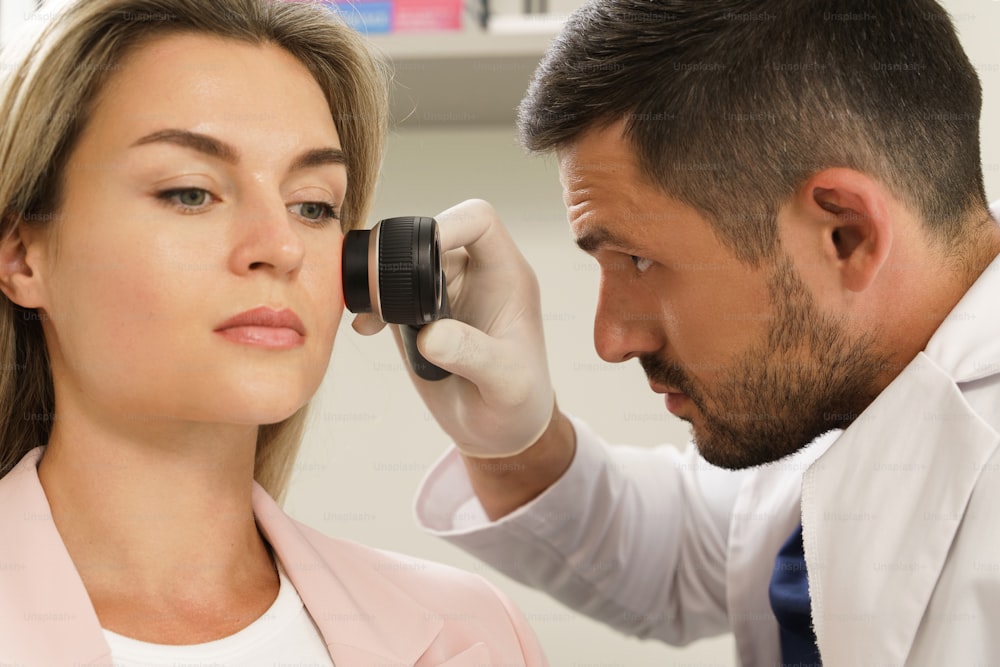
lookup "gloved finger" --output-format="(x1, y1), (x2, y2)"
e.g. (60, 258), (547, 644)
(441, 246), (470, 288)
(351, 312), (387, 335)
(417, 319), (534, 408)
(437, 200), (531, 284)
(436, 200), (522, 262)
(434, 199), (495, 252)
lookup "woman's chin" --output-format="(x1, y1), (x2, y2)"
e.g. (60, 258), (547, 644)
(236, 401), (309, 427)
(184, 394), (311, 428)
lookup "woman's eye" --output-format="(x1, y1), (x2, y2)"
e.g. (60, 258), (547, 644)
(630, 255), (654, 273)
(290, 201), (339, 223)
(157, 188), (214, 211)
(177, 189), (206, 207)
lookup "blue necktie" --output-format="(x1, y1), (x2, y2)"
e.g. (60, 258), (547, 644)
(769, 523), (822, 666)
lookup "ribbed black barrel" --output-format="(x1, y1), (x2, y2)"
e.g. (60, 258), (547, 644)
(378, 217), (422, 324)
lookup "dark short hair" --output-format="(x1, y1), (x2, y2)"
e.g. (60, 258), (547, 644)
(518, 0), (987, 264)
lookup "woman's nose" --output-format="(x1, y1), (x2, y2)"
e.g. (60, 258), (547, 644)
(228, 197), (306, 278)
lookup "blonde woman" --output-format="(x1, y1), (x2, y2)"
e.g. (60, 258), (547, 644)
(0, 0), (546, 664)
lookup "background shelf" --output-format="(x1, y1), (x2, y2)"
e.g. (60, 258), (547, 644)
(370, 30), (561, 127)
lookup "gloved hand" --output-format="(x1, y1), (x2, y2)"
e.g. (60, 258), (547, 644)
(353, 199), (555, 459)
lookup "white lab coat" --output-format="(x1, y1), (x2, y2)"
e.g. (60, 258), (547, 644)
(416, 233), (1000, 665)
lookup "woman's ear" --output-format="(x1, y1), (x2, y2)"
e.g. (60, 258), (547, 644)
(0, 214), (48, 308)
(793, 168), (893, 293)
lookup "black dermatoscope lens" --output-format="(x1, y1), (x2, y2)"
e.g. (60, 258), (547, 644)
(342, 216), (451, 381)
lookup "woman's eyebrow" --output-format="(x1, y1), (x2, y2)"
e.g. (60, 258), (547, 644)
(131, 129), (239, 164)
(290, 147), (346, 172)
(129, 129), (346, 171)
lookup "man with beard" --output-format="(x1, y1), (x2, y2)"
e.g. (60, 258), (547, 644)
(356, 0), (1000, 663)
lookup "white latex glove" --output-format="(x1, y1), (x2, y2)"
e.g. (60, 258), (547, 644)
(353, 199), (554, 459)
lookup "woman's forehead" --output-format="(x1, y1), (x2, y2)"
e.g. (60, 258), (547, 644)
(84, 33), (341, 156)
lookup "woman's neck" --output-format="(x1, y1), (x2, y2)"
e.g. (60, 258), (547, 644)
(38, 411), (279, 644)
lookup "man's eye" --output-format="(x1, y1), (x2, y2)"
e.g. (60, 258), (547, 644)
(630, 255), (654, 273)
(290, 201), (339, 223)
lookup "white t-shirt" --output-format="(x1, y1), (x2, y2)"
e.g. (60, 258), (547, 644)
(103, 563), (334, 666)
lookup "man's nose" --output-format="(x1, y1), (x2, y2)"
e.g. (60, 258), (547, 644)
(592, 273), (665, 363)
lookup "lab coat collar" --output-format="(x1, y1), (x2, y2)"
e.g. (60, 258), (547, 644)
(252, 484), (445, 665)
(0, 447), (445, 666)
(924, 252), (1000, 383)
(801, 251), (1000, 665)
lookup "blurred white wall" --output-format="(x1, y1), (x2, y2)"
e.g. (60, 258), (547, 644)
(0, 0), (997, 664)
(0, 0), (34, 47)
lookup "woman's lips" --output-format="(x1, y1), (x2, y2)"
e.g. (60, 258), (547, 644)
(214, 307), (305, 350)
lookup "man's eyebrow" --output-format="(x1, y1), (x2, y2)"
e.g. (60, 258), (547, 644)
(130, 129), (347, 172)
(575, 227), (636, 254)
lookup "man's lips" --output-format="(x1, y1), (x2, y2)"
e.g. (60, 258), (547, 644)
(664, 392), (691, 416)
(649, 382), (691, 416)
(214, 307), (306, 349)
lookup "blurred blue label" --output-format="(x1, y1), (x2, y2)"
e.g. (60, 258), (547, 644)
(324, 1), (393, 34)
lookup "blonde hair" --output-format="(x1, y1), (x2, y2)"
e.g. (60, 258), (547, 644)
(0, 0), (389, 501)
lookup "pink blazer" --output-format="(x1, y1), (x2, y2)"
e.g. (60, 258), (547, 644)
(0, 447), (548, 666)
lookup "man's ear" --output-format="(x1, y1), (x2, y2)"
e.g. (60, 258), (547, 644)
(0, 213), (48, 308)
(790, 168), (893, 293)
